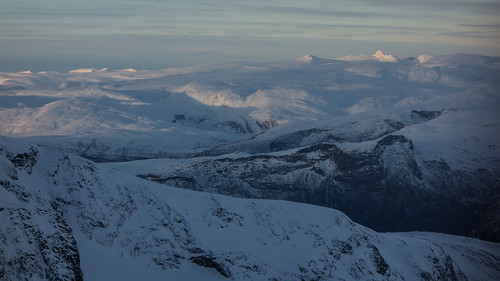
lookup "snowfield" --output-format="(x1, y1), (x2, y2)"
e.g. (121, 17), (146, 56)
(1, 51), (500, 280)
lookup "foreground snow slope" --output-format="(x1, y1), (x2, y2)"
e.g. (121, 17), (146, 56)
(1, 139), (499, 280)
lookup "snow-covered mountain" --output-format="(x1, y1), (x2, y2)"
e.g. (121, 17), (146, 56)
(1, 52), (500, 279)
(1, 139), (499, 280)
(128, 131), (499, 241)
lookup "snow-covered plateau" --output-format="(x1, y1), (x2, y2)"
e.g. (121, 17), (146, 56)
(1, 51), (500, 280)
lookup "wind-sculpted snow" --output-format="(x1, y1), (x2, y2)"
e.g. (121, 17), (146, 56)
(1, 141), (499, 280)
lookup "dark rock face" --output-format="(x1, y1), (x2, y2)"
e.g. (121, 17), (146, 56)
(368, 245), (390, 276)
(171, 113), (256, 134)
(256, 118), (279, 130)
(410, 110), (444, 121)
(189, 255), (232, 278)
(0, 147), (84, 281)
(215, 120), (254, 134)
(0, 201), (83, 281)
(148, 135), (499, 241)
(7, 147), (39, 175)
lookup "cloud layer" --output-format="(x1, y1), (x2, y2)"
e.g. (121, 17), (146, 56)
(1, 0), (499, 71)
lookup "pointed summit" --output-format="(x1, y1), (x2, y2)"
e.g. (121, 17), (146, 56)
(296, 54), (318, 63)
(417, 55), (433, 63)
(372, 50), (398, 62)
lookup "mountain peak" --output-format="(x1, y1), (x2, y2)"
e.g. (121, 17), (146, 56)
(417, 55), (433, 63)
(372, 50), (398, 62)
(296, 54), (319, 63)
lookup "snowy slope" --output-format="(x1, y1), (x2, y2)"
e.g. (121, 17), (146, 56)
(1, 52), (500, 242)
(1, 140), (499, 281)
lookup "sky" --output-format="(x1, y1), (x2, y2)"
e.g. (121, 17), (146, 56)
(1, 0), (499, 72)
